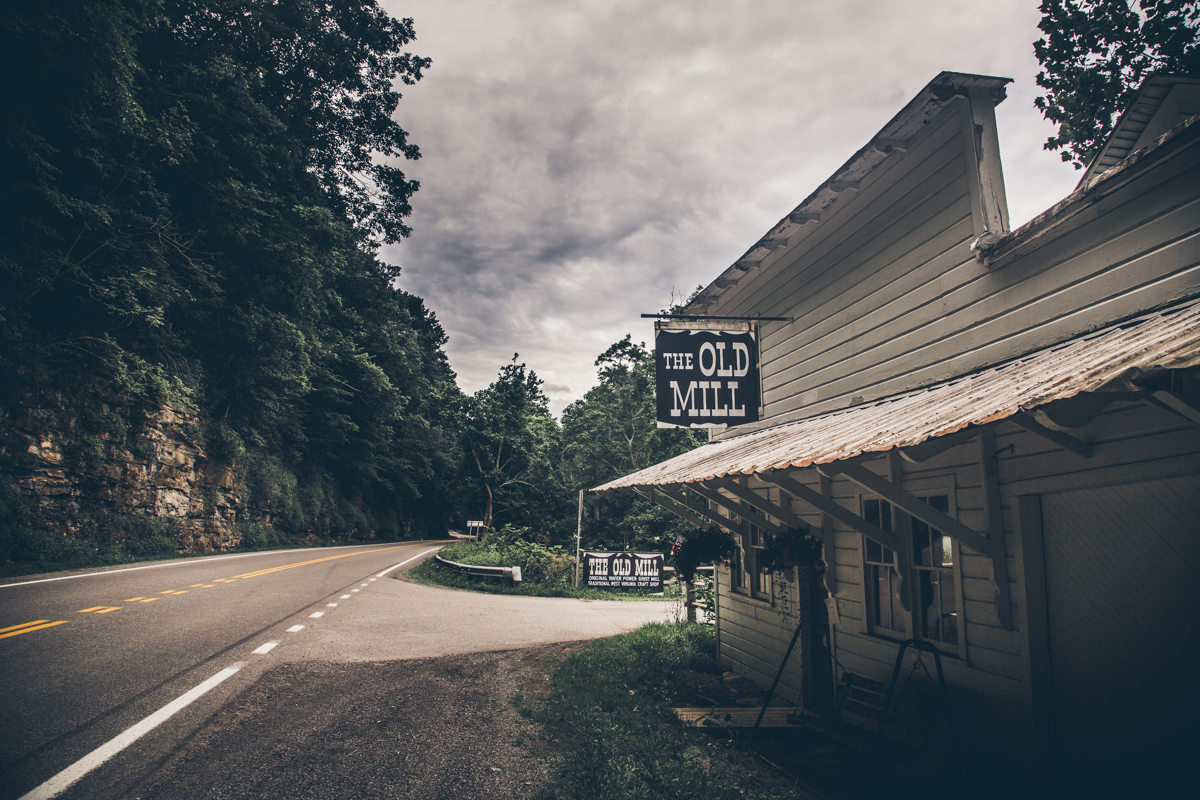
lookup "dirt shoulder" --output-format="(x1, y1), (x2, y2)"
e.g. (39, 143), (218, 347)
(129, 643), (584, 800)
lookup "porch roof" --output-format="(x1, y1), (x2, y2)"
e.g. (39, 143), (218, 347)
(593, 297), (1200, 492)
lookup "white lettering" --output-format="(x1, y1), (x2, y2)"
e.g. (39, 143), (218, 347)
(686, 353), (693, 370)
(669, 381), (697, 417)
(733, 343), (750, 377)
(697, 381), (711, 416)
(728, 381), (746, 417)
(712, 380), (728, 417)
(699, 342), (716, 376)
(716, 342), (732, 376)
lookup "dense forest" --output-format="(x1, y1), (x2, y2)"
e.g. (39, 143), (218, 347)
(0, 0), (703, 572)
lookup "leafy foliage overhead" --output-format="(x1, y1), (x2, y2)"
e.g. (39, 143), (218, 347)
(1, 0), (456, 539)
(1034, 0), (1200, 169)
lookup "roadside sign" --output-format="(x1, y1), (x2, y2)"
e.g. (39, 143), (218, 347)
(582, 552), (664, 592)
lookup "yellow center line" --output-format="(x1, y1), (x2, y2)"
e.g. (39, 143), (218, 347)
(125, 597), (145, 602)
(0, 620), (50, 634)
(0, 620), (67, 640)
(158, 590), (176, 594)
(95, 607), (121, 614)
(78, 607), (107, 613)
(139, 598), (158, 603)
(231, 546), (406, 580)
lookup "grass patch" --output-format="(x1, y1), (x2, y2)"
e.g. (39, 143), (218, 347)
(519, 622), (809, 800)
(410, 543), (677, 602)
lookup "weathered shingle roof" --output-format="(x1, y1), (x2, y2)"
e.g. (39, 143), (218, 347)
(593, 298), (1200, 491)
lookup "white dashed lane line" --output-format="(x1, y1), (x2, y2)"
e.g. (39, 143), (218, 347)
(286, 625), (305, 633)
(351, 589), (360, 593)
(309, 612), (324, 618)
(340, 595), (351, 599)
(327, 603), (338, 607)
(251, 642), (279, 655)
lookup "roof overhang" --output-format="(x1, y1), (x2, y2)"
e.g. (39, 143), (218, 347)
(594, 297), (1200, 492)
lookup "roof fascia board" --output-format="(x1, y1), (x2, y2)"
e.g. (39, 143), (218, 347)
(1080, 74), (1200, 186)
(684, 72), (1010, 315)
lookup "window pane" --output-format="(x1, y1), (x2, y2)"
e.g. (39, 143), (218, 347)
(883, 546), (894, 565)
(940, 534), (954, 566)
(864, 499), (880, 527)
(912, 518), (931, 566)
(867, 539), (882, 563)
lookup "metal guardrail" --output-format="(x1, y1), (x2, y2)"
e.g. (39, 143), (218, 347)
(435, 553), (522, 583)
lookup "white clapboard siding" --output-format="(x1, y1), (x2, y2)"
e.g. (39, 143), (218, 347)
(711, 103), (1200, 441)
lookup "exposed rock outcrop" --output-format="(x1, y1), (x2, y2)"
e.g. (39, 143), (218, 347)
(0, 389), (242, 552)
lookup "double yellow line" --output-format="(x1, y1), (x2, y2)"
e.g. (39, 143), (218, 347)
(231, 545), (405, 580)
(0, 619), (68, 640)
(2, 543), (416, 643)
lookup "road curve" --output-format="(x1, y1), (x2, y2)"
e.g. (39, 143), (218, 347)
(0, 542), (444, 800)
(0, 543), (674, 800)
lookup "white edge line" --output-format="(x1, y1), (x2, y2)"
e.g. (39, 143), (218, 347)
(375, 547), (441, 578)
(19, 663), (246, 800)
(251, 642), (279, 655)
(1, 542), (437, 589)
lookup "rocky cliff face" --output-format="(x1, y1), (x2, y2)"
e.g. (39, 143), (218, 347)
(0, 390), (242, 552)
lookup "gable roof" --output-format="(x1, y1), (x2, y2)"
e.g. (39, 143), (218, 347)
(684, 71), (1010, 314)
(1079, 73), (1200, 185)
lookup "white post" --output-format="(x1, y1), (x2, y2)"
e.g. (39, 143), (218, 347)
(574, 489), (584, 587)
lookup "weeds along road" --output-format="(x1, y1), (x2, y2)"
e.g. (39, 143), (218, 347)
(0, 542), (445, 800)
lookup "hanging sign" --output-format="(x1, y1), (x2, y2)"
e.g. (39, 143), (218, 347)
(582, 552), (664, 592)
(655, 327), (759, 428)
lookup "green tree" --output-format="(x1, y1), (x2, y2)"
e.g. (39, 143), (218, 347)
(1034, 0), (1200, 169)
(1, 1), (461, 542)
(560, 335), (706, 552)
(460, 357), (564, 534)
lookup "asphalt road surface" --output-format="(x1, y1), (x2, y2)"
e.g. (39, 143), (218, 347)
(0, 542), (672, 800)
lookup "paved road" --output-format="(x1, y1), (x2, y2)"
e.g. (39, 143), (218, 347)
(0, 543), (672, 800)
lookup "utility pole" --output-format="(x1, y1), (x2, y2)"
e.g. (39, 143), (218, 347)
(574, 490), (583, 587)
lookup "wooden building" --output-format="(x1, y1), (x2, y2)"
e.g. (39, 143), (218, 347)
(594, 72), (1200, 796)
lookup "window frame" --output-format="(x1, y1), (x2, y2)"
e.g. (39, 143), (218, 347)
(856, 474), (965, 658)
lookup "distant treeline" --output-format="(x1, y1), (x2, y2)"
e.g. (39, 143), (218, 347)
(0, 1), (701, 555)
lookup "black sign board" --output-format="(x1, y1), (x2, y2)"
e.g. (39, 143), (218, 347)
(655, 328), (759, 428)
(582, 552), (664, 592)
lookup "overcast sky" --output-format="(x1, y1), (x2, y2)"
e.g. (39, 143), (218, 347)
(378, 0), (1084, 416)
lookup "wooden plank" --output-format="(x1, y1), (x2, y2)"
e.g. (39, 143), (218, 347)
(675, 707), (801, 728)
(688, 484), (788, 537)
(829, 461), (999, 559)
(762, 470), (903, 553)
(756, 202), (976, 388)
(979, 428), (1014, 630)
(1011, 412), (1093, 458)
(704, 478), (799, 528)
(635, 487), (707, 529)
(967, 87), (1011, 237)
(656, 485), (750, 537)
(722, 103), (968, 321)
(760, 196), (1200, 425)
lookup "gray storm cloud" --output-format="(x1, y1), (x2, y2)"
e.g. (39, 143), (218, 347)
(380, 0), (1081, 414)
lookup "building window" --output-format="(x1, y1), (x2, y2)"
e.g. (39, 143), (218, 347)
(748, 515), (772, 600)
(863, 498), (904, 634)
(861, 494), (959, 649)
(911, 496), (958, 646)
